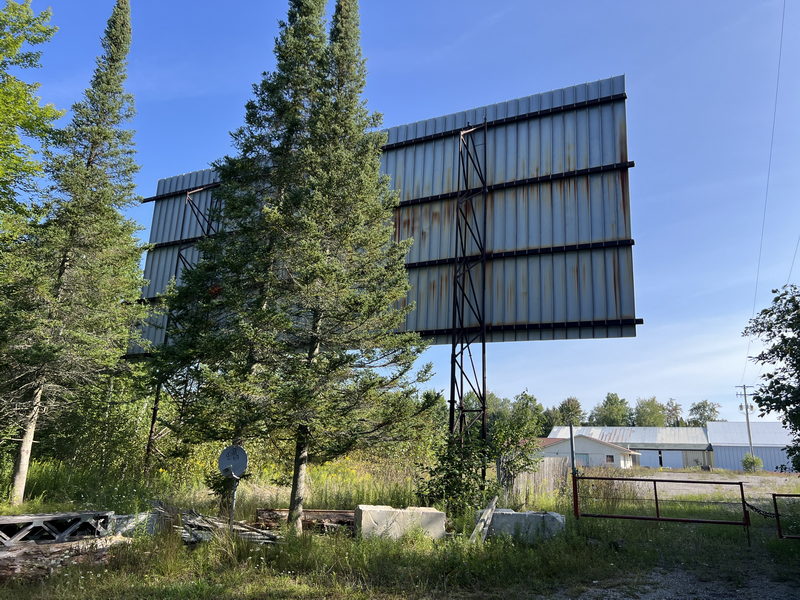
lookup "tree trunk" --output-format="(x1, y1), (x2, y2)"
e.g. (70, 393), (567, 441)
(11, 383), (44, 505)
(144, 383), (161, 471)
(288, 424), (310, 533)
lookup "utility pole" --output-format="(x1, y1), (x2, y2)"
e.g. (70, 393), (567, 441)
(735, 385), (755, 456)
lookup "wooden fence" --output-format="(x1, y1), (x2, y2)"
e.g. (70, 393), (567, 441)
(513, 457), (569, 502)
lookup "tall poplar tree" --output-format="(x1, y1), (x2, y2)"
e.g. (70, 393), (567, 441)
(0, 0), (144, 504)
(0, 0), (62, 211)
(162, 0), (431, 530)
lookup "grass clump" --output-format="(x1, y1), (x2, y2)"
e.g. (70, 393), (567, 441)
(2, 506), (799, 600)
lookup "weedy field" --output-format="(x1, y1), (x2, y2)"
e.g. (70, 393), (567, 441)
(1, 463), (798, 599)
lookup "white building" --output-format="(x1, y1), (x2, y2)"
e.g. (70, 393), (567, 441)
(548, 426), (711, 468)
(706, 421), (794, 472)
(540, 435), (639, 468)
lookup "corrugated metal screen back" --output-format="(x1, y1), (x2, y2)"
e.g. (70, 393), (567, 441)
(136, 76), (638, 351)
(387, 75), (636, 342)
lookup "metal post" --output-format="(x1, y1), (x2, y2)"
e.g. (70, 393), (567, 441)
(448, 122), (489, 481)
(144, 383), (162, 470)
(570, 423), (579, 518)
(229, 478), (239, 528)
(653, 480), (660, 519)
(739, 482), (751, 546)
(736, 384), (755, 457)
(480, 120), (488, 482)
(773, 494), (783, 539)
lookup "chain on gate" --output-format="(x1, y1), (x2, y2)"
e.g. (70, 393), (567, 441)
(745, 500), (778, 519)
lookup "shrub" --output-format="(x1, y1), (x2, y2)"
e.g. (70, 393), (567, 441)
(741, 453), (763, 472)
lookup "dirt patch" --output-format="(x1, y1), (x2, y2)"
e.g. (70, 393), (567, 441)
(613, 471), (800, 501)
(544, 568), (798, 600)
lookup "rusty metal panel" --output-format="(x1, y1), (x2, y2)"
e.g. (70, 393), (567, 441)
(388, 75), (637, 342)
(136, 75), (639, 351)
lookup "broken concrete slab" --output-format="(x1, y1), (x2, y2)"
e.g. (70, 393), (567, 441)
(355, 505), (446, 540)
(478, 509), (565, 544)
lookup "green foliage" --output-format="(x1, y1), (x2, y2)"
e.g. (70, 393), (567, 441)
(159, 0), (432, 521)
(2, 501), (798, 600)
(415, 435), (494, 515)
(489, 391), (543, 490)
(542, 406), (563, 431)
(744, 284), (800, 469)
(556, 396), (585, 426)
(687, 399), (722, 427)
(633, 397), (667, 427)
(665, 398), (684, 426)
(588, 392), (632, 426)
(0, 0), (144, 502)
(0, 0), (63, 209)
(742, 453), (763, 473)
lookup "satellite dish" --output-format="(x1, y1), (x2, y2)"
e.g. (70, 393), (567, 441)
(218, 445), (248, 479)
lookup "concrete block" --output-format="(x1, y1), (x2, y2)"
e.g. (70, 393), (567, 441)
(355, 505), (446, 540)
(479, 509), (565, 544)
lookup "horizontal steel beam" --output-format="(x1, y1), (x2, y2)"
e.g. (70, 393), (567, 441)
(145, 161), (634, 247)
(405, 239), (635, 270)
(142, 182), (220, 204)
(579, 513), (747, 526)
(398, 161), (634, 208)
(415, 318), (643, 338)
(382, 92), (627, 151)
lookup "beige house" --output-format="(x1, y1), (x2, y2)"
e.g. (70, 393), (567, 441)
(539, 435), (639, 468)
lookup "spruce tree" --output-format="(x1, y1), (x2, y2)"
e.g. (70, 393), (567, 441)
(162, 0), (431, 530)
(0, 0), (144, 504)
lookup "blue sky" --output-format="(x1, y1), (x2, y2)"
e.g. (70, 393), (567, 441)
(30, 0), (798, 422)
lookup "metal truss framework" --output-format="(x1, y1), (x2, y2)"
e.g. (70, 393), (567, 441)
(449, 122), (489, 459)
(145, 184), (219, 466)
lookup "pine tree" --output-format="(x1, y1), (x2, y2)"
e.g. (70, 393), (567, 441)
(162, 0), (431, 531)
(0, 0), (144, 504)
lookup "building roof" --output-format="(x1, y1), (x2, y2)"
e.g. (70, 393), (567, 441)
(548, 426), (710, 450)
(538, 438), (564, 448)
(706, 421), (792, 448)
(542, 435), (640, 455)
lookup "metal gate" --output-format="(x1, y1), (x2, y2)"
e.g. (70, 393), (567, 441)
(572, 474), (751, 531)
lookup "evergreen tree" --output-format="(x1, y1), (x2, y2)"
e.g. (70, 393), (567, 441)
(161, 0), (430, 531)
(542, 406), (564, 432)
(0, 0), (144, 504)
(557, 397), (586, 426)
(0, 0), (62, 211)
(588, 392), (632, 426)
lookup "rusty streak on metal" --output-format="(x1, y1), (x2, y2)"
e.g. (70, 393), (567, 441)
(397, 161), (635, 208)
(405, 239), (636, 270)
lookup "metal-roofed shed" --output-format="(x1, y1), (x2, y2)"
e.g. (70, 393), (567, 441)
(706, 421), (794, 472)
(548, 426), (711, 469)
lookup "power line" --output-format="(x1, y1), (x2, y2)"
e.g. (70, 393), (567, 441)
(741, 0), (786, 383)
(786, 232), (800, 285)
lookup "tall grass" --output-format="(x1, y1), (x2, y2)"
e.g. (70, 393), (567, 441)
(2, 505), (798, 600)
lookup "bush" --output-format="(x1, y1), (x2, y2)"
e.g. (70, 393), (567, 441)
(742, 453), (763, 472)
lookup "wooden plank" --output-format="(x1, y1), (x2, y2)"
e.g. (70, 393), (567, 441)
(469, 496), (498, 543)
